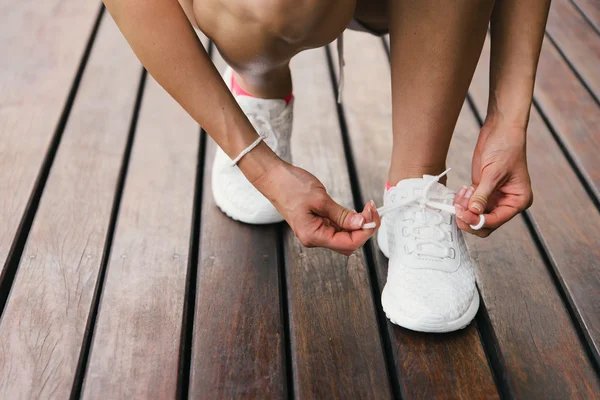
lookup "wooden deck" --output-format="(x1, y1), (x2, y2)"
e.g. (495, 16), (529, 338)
(1, 1), (600, 398)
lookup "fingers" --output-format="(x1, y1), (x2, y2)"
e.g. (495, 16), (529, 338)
(454, 184), (520, 236)
(468, 170), (505, 215)
(455, 214), (494, 238)
(480, 205), (520, 229)
(319, 196), (365, 230)
(306, 201), (380, 256)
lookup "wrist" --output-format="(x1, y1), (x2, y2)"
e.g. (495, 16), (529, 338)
(236, 141), (284, 184)
(487, 79), (535, 130)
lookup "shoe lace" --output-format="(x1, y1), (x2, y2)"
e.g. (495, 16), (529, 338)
(375, 168), (483, 258)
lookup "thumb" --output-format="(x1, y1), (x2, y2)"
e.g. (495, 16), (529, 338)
(321, 196), (365, 230)
(469, 170), (504, 215)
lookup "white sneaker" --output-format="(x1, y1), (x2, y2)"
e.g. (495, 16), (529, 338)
(377, 173), (479, 333)
(212, 67), (293, 224)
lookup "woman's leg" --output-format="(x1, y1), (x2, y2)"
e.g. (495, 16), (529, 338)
(387, 0), (495, 185)
(184, 0), (356, 99)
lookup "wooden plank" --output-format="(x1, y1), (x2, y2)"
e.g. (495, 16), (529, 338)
(331, 31), (499, 399)
(0, 15), (141, 399)
(0, 0), (100, 286)
(546, 0), (600, 101)
(471, 34), (600, 376)
(284, 48), (392, 399)
(188, 49), (287, 399)
(534, 37), (600, 198)
(449, 105), (600, 398)
(81, 75), (199, 398)
(573, 0), (600, 32)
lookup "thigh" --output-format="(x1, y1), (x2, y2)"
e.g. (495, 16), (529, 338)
(178, 0), (199, 29)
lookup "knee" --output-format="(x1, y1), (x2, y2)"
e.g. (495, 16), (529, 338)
(246, 0), (338, 42)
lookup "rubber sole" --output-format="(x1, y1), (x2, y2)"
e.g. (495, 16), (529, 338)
(381, 287), (479, 333)
(212, 174), (284, 225)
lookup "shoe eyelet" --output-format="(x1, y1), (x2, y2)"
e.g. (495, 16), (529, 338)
(404, 245), (412, 254)
(448, 248), (456, 259)
(402, 227), (409, 236)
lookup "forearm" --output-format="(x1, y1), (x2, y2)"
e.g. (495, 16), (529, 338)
(104, 0), (281, 180)
(488, 0), (551, 128)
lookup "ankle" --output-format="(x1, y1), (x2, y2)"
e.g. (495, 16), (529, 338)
(388, 165), (448, 187)
(232, 66), (292, 100)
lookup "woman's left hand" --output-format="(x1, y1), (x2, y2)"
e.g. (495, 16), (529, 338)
(453, 119), (534, 237)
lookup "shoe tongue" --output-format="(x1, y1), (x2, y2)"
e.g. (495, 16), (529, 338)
(393, 175), (450, 197)
(235, 96), (287, 119)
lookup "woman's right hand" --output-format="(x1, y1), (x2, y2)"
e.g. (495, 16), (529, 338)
(251, 160), (380, 256)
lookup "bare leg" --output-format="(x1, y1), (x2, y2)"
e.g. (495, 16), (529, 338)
(388, 0), (495, 185)
(186, 0), (356, 99)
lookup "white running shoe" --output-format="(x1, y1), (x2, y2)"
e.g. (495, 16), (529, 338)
(377, 173), (479, 333)
(212, 67), (293, 224)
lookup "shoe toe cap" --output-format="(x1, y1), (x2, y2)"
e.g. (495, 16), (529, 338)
(384, 266), (477, 323)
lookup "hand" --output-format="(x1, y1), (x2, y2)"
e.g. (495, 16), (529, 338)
(453, 120), (533, 237)
(252, 161), (380, 255)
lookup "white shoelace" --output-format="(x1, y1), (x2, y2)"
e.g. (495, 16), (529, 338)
(362, 169), (485, 232)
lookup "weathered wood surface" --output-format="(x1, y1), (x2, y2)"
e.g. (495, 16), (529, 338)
(0, 0), (100, 287)
(450, 104), (600, 398)
(81, 76), (199, 399)
(188, 48), (287, 399)
(0, 14), (140, 400)
(331, 31), (499, 400)
(472, 34), (600, 377)
(546, 0), (600, 101)
(573, 0), (600, 32)
(283, 48), (392, 399)
(1, 5), (600, 399)
(534, 37), (600, 198)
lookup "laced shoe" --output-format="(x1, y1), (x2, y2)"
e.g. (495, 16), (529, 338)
(377, 172), (479, 332)
(212, 67), (293, 224)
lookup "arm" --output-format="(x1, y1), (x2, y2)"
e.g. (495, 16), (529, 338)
(104, 0), (380, 253)
(104, 0), (278, 182)
(488, 0), (552, 128)
(456, 0), (551, 236)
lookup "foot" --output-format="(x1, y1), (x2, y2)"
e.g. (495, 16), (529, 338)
(377, 174), (479, 333)
(212, 67), (294, 224)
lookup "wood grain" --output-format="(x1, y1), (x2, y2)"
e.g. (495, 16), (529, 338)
(0, 14), (141, 399)
(471, 34), (600, 380)
(283, 47), (392, 399)
(546, 0), (600, 101)
(81, 76), (199, 398)
(573, 0), (600, 32)
(534, 37), (600, 198)
(330, 31), (499, 399)
(188, 49), (287, 399)
(0, 0), (100, 286)
(450, 103), (600, 398)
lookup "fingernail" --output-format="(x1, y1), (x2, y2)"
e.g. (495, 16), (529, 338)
(457, 186), (467, 198)
(367, 205), (372, 220)
(350, 214), (365, 229)
(369, 200), (376, 207)
(465, 187), (474, 199)
(470, 203), (483, 213)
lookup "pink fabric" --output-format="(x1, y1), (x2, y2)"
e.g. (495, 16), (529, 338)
(231, 72), (293, 103)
